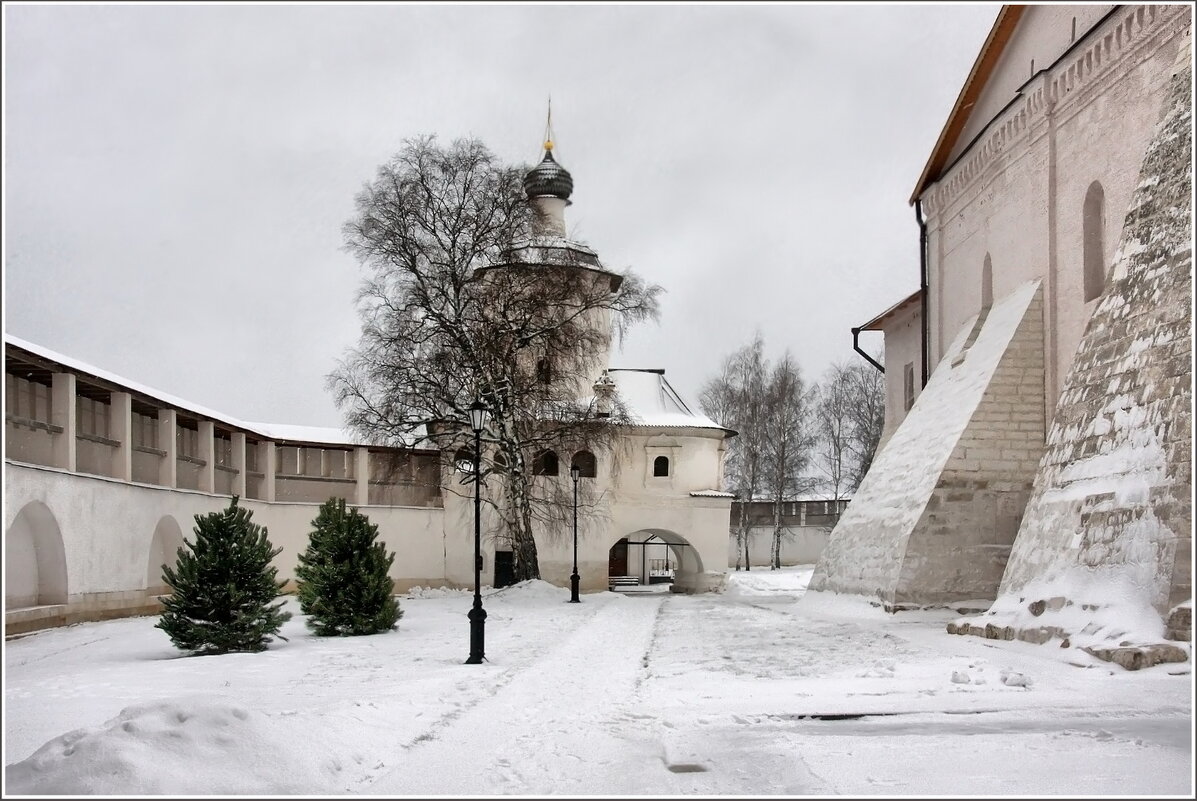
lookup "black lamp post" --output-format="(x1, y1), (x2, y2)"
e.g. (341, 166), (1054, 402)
(569, 463), (581, 603)
(466, 400), (489, 664)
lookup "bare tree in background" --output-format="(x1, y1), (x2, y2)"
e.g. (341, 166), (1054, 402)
(331, 135), (661, 582)
(813, 357), (885, 500)
(699, 334), (768, 571)
(842, 361), (886, 489)
(761, 352), (814, 569)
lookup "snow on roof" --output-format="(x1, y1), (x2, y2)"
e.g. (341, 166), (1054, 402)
(746, 491), (855, 503)
(605, 368), (733, 437)
(690, 489), (736, 498)
(3, 334), (422, 449)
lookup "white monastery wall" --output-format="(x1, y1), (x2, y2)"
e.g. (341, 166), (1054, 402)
(731, 526), (829, 567)
(4, 461), (447, 632)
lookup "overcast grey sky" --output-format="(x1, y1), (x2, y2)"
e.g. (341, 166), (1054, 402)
(3, 2), (1000, 428)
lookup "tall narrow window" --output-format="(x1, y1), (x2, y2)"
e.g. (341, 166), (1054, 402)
(536, 358), (552, 385)
(903, 362), (915, 412)
(981, 254), (993, 309)
(653, 455), (670, 477)
(1083, 181), (1106, 302)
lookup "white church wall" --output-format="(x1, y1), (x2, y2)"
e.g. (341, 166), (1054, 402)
(924, 5), (1188, 418)
(879, 302), (923, 445)
(948, 5), (1117, 165)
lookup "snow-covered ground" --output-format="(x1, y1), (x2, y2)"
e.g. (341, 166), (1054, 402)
(4, 567), (1193, 795)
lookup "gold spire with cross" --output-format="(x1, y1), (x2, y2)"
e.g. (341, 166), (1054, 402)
(543, 96), (555, 152)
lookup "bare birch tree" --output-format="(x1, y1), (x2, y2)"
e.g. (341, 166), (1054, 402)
(761, 352), (814, 569)
(699, 334), (768, 571)
(842, 360), (886, 489)
(813, 357), (885, 499)
(330, 135), (661, 582)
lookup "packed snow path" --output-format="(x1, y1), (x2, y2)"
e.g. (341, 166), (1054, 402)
(5, 569), (1191, 795)
(365, 594), (828, 795)
(368, 595), (675, 794)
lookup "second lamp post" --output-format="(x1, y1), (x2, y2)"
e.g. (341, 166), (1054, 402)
(569, 462), (581, 603)
(466, 400), (489, 664)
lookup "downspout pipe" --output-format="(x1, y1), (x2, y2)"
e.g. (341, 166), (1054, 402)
(915, 198), (930, 388)
(851, 326), (885, 373)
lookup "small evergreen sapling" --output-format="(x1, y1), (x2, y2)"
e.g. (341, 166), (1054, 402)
(295, 497), (402, 636)
(156, 496), (292, 655)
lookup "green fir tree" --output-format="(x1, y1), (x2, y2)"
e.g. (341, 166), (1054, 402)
(156, 496), (292, 655)
(295, 497), (402, 636)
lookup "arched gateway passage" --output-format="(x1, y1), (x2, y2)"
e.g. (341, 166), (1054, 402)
(607, 528), (703, 592)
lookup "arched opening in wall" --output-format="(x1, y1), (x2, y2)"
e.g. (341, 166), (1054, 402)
(533, 450), (559, 476)
(981, 253), (993, 309)
(653, 455), (670, 477)
(146, 516), (186, 597)
(608, 528), (703, 592)
(5, 501), (68, 608)
(571, 450), (597, 478)
(1084, 181), (1106, 302)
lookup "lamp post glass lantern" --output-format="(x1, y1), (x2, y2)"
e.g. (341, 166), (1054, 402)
(466, 400), (489, 664)
(569, 463), (581, 603)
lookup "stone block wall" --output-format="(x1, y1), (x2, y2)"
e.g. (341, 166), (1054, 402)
(894, 288), (1046, 607)
(958, 36), (1192, 656)
(807, 280), (1045, 609)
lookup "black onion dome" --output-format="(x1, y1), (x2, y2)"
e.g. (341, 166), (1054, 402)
(523, 149), (574, 201)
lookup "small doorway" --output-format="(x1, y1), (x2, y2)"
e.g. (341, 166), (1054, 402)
(608, 538), (629, 577)
(494, 550), (515, 589)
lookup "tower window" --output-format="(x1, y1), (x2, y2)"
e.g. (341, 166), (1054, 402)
(533, 449), (559, 476)
(653, 456), (670, 477)
(572, 450), (597, 478)
(981, 254), (993, 309)
(536, 358), (552, 385)
(1083, 181), (1106, 302)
